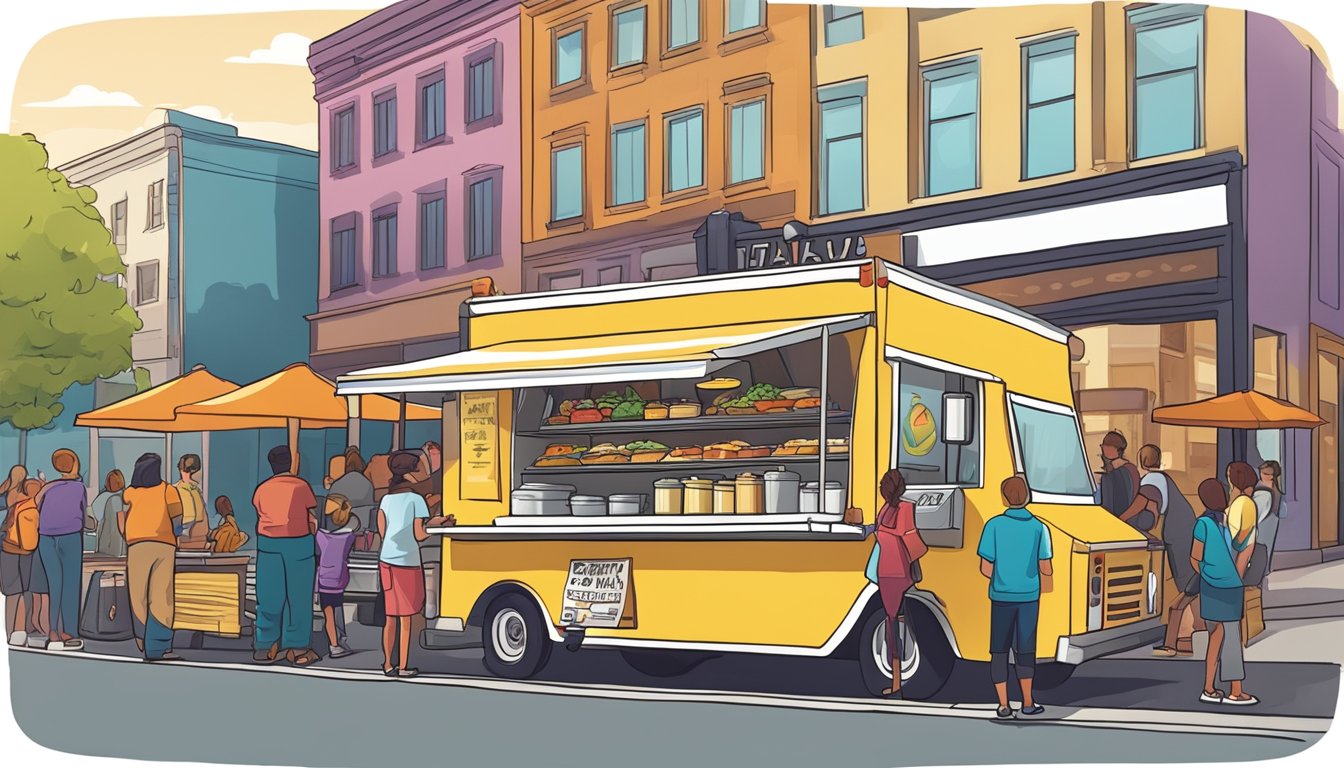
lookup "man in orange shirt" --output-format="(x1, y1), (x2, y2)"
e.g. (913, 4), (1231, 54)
(252, 445), (320, 666)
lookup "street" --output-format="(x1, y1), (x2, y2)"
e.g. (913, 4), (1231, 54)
(7, 561), (1342, 768)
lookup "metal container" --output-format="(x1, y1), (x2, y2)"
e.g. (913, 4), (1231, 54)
(734, 473), (764, 514)
(763, 467), (801, 514)
(510, 483), (575, 516)
(712, 481), (736, 514)
(609, 493), (647, 516)
(682, 478), (714, 514)
(569, 495), (608, 517)
(653, 479), (683, 515)
(801, 481), (844, 515)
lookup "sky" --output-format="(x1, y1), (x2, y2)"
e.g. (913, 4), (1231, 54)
(7, 9), (376, 165)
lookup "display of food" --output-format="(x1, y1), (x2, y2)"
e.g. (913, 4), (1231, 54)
(668, 401), (701, 419)
(644, 403), (670, 420)
(665, 446), (704, 461)
(626, 440), (670, 463)
(545, 382), (841, 425)
(533, 435), (846, 467)
(580, 443), (631, 464)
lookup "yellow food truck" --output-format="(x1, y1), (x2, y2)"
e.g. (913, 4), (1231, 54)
(335, 259), (1164, 699)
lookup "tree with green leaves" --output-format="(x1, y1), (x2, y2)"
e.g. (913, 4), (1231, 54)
(0, 133), (141, 466)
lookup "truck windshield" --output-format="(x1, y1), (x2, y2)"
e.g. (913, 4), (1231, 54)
(1010, 399), (1095, 498)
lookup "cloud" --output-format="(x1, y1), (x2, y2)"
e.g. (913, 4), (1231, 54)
(225, 33), (313, 66)
(23, 84), (141, 108)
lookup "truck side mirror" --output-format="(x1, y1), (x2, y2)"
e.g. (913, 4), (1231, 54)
(942, 393), (974, 445)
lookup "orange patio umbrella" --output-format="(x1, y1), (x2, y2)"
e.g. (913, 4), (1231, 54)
(1152, 390), (1326, 430)
(75, 365), (240, 432)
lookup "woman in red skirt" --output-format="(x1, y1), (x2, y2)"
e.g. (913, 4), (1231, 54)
(875, 469), (927, 698)
(376, 451), (447, 677)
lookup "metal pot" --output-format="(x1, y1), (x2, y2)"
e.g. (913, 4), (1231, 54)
(763, 467), (801, 514)
(801, 481), (844, 515)
(608, 494), (648, 516)
(570, 495), (608, 517)
(511, 483), (575, 516)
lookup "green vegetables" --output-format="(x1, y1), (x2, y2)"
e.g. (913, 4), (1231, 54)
(610, 401), (645, 421)
(597, 386), (642, 409)
(625, 440), (669, 451)
(745, 383), (782, 402)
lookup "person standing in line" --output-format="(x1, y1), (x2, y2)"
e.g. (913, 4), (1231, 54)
(1192, 478), (1257, 705)
(316, 494), (357, 659)
(977, 475), (1053, 719)
(1140, 446), (1202, 657)
(869, 469), (925, 698)
(326, 449), (375, 529)
(1226, 462), (1260, 579)
(206, 496), (249, 554)
(36, 449), (92, 651)
(1096, 431), (1141, 519)
(120, 453), (183, 661)
(377, 451), (448, 678)
(252, 445), (321, 667)
(3, 468), (49, 645)
(1117, 444), (1168, 534)
(1253, 461), (1285, 579)
(174, 454), (208, 548)
(2, 478), (44, 647)
(90, 470), (127, 557)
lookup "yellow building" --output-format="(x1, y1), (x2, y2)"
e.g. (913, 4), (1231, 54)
(520, 0), (813, 289)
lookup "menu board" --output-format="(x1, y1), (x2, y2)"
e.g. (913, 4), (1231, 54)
(560, 559), (635, 629)
(459, 391), (501, 501)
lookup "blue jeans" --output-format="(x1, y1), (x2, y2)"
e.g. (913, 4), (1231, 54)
(989, 599), (1039, 684)
(37, 533), (82, 638)
(255, 535), (316, 652)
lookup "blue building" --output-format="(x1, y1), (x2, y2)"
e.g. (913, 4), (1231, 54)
(0, 111), (320, 537)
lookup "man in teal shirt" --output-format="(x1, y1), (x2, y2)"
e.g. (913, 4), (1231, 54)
(976, 475), (1053, 719)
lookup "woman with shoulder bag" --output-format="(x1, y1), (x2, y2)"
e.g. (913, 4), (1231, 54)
(865, 469), (927, 698)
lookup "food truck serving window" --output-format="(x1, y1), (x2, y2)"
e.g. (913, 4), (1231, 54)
(890, 360), (981, 487)
(1009, 395), (1095, 500)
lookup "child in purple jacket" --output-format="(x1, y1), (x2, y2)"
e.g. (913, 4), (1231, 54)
(316, 495), (357, 658)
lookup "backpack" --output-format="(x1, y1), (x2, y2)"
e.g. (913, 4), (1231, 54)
(1099, 467), (1136, 518)
(79, 570), (134, 641)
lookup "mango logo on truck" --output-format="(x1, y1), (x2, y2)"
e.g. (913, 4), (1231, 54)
(901, 394), (937, 457)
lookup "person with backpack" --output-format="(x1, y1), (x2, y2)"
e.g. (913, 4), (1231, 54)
(316, 494), (358, 659)
(121, 453), (184, 661)
(1096, 431), (1141, 520)
(2, 478), (44, 647)
(1192, 477), (1257, 706)
(863, 469), (926, 698)
(1136, 445), (1202, 658)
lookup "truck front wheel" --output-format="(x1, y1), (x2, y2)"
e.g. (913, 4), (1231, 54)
(482, 593), (553, 679)
(858, 600), (954, 700)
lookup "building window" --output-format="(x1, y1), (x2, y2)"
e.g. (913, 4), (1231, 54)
(467, 175), (499, 261)
(665, 107), (704, 193)
(923, 57), (979, 196)
(823, 6), (863, 47)
(1023, 35), (1076, 179)
(333, 106), (356, 171)
(726, 0), (765, 35)
(111, 199), (127, 254)
(418, 193), (445, 270)
(145, 180), (164, 230)
(890, 359), (981, 487)
(372, 207), (398, 278)
(728, 99), (765, 185)
(1254, 326), (1289, 481)
(418, 69), (446, 146)
(330, 218), (358, 290)
(554, 27), (585, 87)
(598, 264), (626, 285)
(612, 5), (647, 69)
(552, 144), (584, 222)
(667, 0), (700, 50)
(1130, 5), (1204, 160)
(467, 54), (496, 125)
(374, 91), (397, 157)
(135, 262), (158, 306)
(818, 81), (865, 215)
(544, 271), (584, 291)
(611, 121), (647, 206)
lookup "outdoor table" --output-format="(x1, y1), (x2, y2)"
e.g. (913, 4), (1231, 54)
(81, 552), (251, 638)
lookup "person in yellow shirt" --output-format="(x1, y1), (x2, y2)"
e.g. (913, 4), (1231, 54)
(174, 454), (208, 548)
(121, 453), (183, 661)
(1226, 462), (1259, 552)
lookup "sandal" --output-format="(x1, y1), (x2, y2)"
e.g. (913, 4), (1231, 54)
(1199, 689), (1226, 704)
(1151, 646), (1178, 657)
(253, 643), (280, 665)
(287, 648), (321, 667)
(383, 667), (399, 678)
(881, 688), (902, 699)
(1222, 693), (1259, 706)
(397, 667), (420, 678)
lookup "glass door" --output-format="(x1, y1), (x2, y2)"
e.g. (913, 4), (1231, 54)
(1318, 351), (1341, 547)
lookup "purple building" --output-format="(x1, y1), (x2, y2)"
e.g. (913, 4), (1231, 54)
(307, 0), (522, 380)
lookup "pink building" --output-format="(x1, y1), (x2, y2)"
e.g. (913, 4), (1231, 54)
(307, 0), (521, 377)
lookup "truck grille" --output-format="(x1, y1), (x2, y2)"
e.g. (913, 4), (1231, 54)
(1102, 550), (1152, 628)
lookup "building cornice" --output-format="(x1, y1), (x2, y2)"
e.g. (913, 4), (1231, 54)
(307, 277), (478, 321)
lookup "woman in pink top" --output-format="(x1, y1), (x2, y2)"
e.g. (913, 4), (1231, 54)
(874, 469), (926, 698)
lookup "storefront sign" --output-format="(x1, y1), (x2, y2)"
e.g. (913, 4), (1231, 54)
(735, 234), (868, 271)
(561, 558), (635, 629)
(459, 391), (501, 501)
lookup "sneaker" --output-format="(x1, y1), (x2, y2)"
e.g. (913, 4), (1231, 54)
(329, 645), (352, 659)
(26, 634), (47, 649)
(63, 639), (84, 651)
(8, 631), (27, 647)
(1019, 704), (1046, 716)
(996, 706), (1014, 719)
(1199, 689), (1226, 704)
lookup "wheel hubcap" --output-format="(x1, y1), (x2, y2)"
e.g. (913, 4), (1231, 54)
(872, 616), (919, 680)
(492, 608), (527, 664)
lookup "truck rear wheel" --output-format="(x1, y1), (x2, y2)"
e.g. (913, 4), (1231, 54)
(482, 593), (553, 679)
(858, 600), (954, 700)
